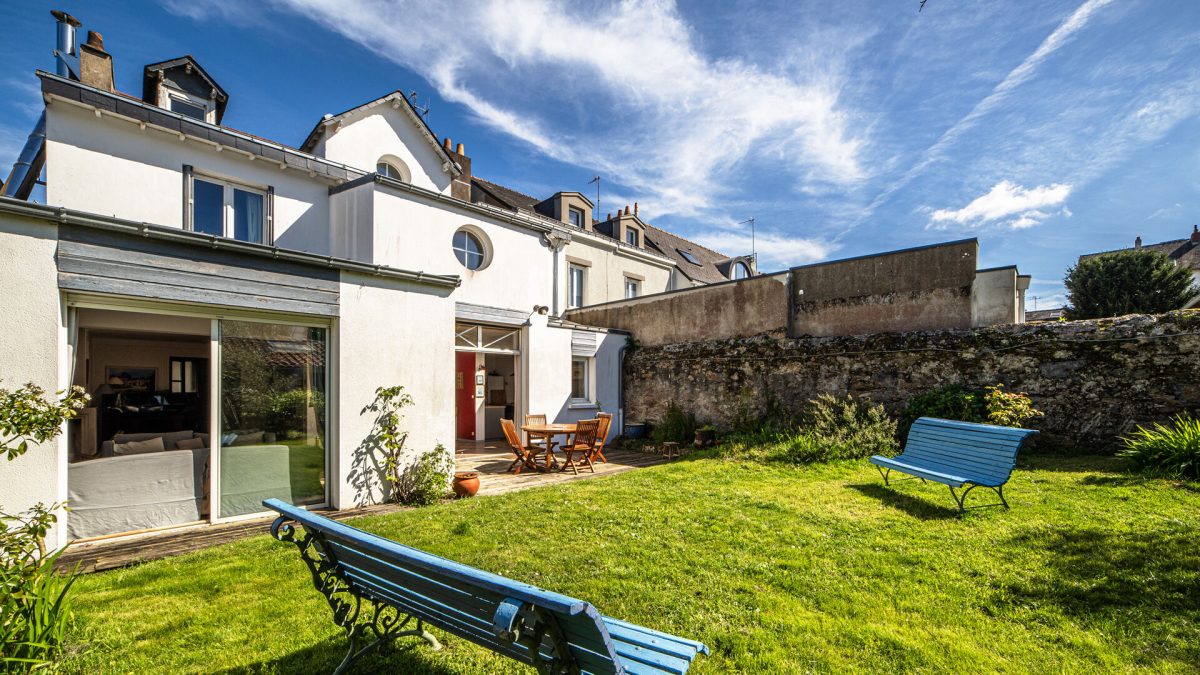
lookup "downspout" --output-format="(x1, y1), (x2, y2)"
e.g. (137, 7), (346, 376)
(1, 111), (47, 200)
(616, 342), (627, 437)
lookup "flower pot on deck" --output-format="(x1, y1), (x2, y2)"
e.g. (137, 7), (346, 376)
(452, 471), (480, 498)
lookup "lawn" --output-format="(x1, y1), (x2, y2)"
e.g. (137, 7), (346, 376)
(61, 454), (1199, 674)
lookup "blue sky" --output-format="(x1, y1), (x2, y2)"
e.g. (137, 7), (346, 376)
(2, 0), (1198, 308)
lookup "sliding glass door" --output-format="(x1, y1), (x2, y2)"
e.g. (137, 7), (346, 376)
(218, 319), (327, 517)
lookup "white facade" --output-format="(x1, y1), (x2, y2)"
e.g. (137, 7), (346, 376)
(1, 69), (629, 548)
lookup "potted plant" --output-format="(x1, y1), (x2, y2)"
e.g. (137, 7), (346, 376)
(694, 424), (716, 447)
(625, 421), (648, 439)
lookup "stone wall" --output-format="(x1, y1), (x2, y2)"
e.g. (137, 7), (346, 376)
(623, 312), (1200, 451)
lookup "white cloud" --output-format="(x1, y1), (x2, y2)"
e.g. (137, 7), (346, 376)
(929, 181), (1071, 229)
(689, 229), (833, 270)
(195, 0), (867, 219)
(862, 0), (1114, 219)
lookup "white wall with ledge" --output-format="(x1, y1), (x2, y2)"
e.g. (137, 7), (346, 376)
(315, 105), (452, 195)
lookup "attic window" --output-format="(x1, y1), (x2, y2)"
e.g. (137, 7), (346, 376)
(376, 157), (411, 183)
(733, 262), (751, 279)
(625, 228), (640, 247)
(677, 249), (701, 265)
(169, 96), (206, 121)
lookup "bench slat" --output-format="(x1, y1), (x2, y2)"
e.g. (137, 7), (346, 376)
(869, 456), (968, 487)
(908, 427), (1027, 454)
(910, 417), (1037, 438)
(902, 441), (1015, 477)
(266, 499), (708, 674)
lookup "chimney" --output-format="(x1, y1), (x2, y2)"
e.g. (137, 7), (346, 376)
(634, 201), (638, 216)
(1192, 225), (1199, 244)
(1135, 236), (1142, 249)
(446, 138), (472, 202)
(51, 10), (81, 78)
(624, 204), (630, 215)
(78, 30), (114, 92)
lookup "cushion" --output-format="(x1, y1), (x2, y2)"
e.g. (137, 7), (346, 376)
(113, 435), (166, 456)
(231, 431), (265, 446)
(175, 437), (205, 450)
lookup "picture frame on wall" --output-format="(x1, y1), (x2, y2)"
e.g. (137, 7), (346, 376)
(105, 366), (157, 392)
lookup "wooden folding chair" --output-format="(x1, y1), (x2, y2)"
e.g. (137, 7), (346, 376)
(589, 413), (612, 464)
(524, 413), (555, 454)
(501, 419), (541, 474)
(561, 419), (600, 475)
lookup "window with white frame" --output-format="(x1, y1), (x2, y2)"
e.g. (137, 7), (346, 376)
(625, 277), (640, 299)
(732, 261), (751, 279)
(570, 357), (590, 400)
(376, 157), (411, 183)
(568, 264), (585, 308)
(163, 89), (215, 124)
(568, 206), (584, 228)
(190, 173), (269, 244)
(625, 228), (639, 247)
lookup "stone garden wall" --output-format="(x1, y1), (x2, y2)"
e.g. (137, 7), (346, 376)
(623, 312), (1200, 451)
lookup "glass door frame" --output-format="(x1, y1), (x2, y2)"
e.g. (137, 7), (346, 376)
(62, 293), (332, 526)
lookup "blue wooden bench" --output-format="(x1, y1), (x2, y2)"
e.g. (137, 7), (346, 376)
(264, 499), (708, 674)
(869, 417), (1038, 510)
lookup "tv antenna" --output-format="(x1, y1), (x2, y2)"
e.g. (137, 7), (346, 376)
(738, 217), (756, 262)
(409, 91), (430, 120)
(587, 176), (601, 217)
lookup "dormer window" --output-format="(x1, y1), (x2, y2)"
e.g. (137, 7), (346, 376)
(168, 94), (207, 121)
(732, 262), (751, 279)
(625, 228), (640, 247)
(568, 207), (584, 228)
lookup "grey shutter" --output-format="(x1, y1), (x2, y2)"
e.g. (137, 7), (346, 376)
(182, 164), (193, 231)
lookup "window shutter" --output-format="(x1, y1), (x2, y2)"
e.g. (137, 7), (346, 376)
(266, 185), (275, 245)
(182, 164), (193, 231)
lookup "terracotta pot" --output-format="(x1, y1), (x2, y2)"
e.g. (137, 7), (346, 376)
(452, 471), (480, 498)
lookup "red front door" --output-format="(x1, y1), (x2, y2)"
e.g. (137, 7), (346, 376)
(455, 352), (476, 439)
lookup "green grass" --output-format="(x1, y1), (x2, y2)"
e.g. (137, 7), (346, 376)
(61, 454), (1199, 674)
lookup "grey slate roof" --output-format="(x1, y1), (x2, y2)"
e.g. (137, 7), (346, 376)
(1081, 233), (1200, 271)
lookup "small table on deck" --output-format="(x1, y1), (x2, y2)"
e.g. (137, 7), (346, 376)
(521, 423), (577, 472)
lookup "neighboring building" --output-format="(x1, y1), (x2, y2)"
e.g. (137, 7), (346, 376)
(1080, 227), (1200, 307)
(0, 13), (633, 547)
(1025, 308), (1066, 322)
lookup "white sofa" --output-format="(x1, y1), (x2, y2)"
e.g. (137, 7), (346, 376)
(67, 443), (295, 539)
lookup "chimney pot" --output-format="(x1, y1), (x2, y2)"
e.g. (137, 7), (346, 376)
(1135, 236), (1142, 248)
(1192, 225), (1199, 243)
(624, 205), (630, 216)
(607, 212), (612, 220)
(634, 201), (638, 215)
(455, 142), (465, 155)
(85, 31), (105, 51)
(443, 137), (452, 150)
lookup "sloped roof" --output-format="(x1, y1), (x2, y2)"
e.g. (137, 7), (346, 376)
(298, 90), (459, 174)
(472, 177), (542, 212)
(1081, 234), (1200, 270)
(642, 223), (739, 284)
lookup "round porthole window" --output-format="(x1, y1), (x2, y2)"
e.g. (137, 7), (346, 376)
(453, 228), (489, 270)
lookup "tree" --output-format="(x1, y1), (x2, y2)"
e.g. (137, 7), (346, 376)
(1064, 249), (1197, 320)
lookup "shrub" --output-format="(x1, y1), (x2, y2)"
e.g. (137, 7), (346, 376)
(395, 445), (453, 506)
(1, 504), (77, 672)
(651, 403), (696, 444)
(718, 393), (897, 464)
(362, 385), (415, 502)
(1119, 416), (1200, 480)
(984, 384), (1044, 428)
(802, 393), (898, 461)
(1, 381), (87, 672)
(899, 384), (1042, 437)
(1064, 249), (1197, 319)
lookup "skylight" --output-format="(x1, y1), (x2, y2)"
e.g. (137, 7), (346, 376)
(677, 249), (702, 265)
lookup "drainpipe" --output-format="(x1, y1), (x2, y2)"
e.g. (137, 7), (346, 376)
(542, 231), (571, 316)
(616, 342), (627, 436)
(1, 112), (46, 200)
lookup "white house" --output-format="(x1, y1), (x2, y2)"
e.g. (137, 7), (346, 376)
(0, 12), (648, 548)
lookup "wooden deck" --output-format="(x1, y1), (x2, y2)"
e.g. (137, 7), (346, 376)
(57, 443), (664, 573)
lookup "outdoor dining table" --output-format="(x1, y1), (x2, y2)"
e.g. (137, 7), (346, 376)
(521, 422), (576, 472)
